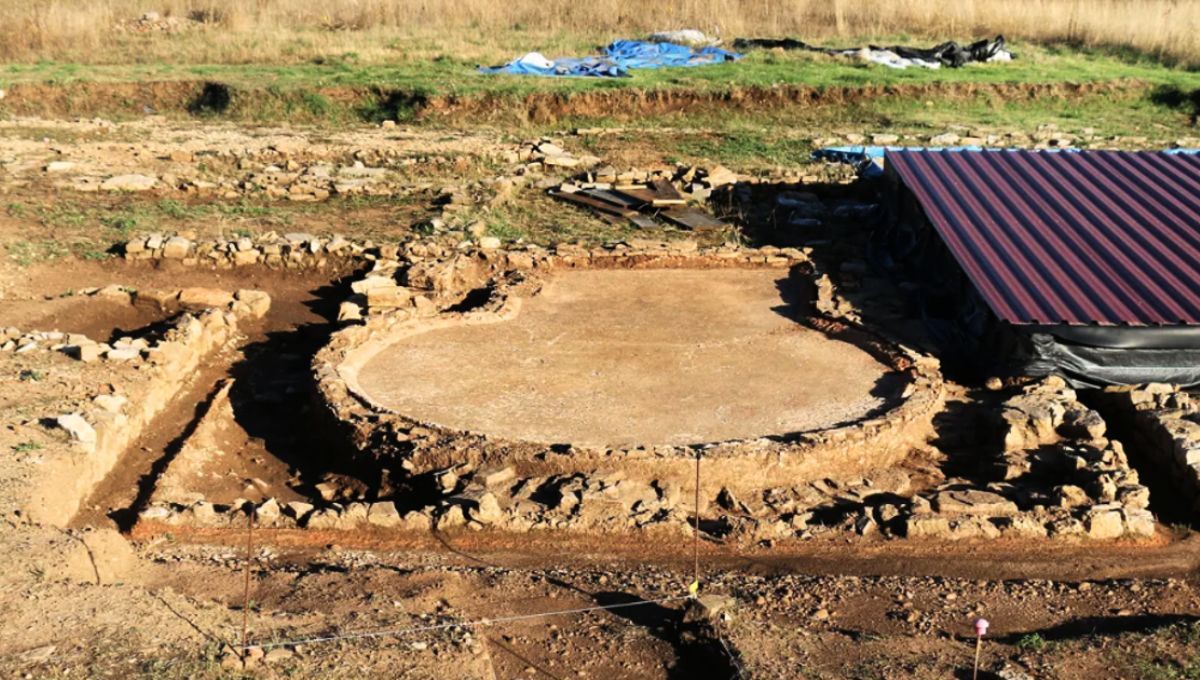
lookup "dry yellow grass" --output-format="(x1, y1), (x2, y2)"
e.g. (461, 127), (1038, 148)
(1, 0), (1197, 66)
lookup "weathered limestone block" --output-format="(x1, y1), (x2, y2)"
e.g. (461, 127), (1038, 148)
(366, 286), (413, 309)
(162, 236), (192, 259)
(932, 489), (1018, 516)
(366, 501), (403, 528)
(234, 290), (271, 319)
(905, 515), (951, 538)
(179, 287), (235, 308)
(56, 413), (96, 448)
(1084, 508), (1124, 539)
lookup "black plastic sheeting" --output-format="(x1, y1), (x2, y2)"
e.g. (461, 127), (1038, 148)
(876, 168), (1200, 388)
(732, 35), (1011, 68)
(1014, 332), (1200, 388)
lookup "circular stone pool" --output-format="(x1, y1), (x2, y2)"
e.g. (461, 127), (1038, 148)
(351, 268), (898, 448)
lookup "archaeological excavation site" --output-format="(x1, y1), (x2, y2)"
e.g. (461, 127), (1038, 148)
(3, 13), (1200, 677)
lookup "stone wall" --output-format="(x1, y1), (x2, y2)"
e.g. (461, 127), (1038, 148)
(898, 377), (1154, 541)
(1097, 384), (1200, 510)
(301, 241), (946, 534)
(121, 232), (372, 270)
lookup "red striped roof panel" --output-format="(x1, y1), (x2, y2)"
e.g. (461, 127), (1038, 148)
(887, 149), (1200, 326)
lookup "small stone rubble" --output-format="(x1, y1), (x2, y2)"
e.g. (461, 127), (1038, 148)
(0, 119), (511, 204)
(895, 377), (1154, 540)
(2, 286), (269, 363)
(811, 125), (1200, 152)
(559, 162), (740, 204)
(74, 157), (462, 201)
(502, 139), (603, 173)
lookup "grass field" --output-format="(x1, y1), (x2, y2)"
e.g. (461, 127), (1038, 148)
(5, 42), (1197, 93)
(0, 3), (1196, 129)
(2, 41), (1198, 127)
(3, 0), (1199, 67)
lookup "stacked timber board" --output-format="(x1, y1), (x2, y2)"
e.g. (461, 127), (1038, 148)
(550, 178), (729, 231)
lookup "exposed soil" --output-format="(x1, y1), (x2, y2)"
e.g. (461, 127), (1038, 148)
(2, 109), (1199, 680)
(70, 266), (359, 530)
(0, 295), (171, 342)
(0, 77), (1151, 124)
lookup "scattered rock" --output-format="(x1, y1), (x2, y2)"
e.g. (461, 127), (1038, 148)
(101, 174), (158, 192)
(234, 290), (272, 318)
(55, 413), (96, 446)
(997, 664), (1037, 680)
(684, 594), (737, 623)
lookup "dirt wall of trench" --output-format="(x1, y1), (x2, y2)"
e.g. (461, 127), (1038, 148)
(20, 292), (268, 526)
(0, 78), (1149, 124)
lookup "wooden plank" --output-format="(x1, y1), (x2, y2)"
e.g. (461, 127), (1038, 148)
(650, 179), (686, 203)
(628, 214), (658, 229)
(611, 186), (659, 208)
(660, 207), (727, 230)
(580, 188), (644, 211)
(549, 190), (637, 217)
(614, 184), (687, 208)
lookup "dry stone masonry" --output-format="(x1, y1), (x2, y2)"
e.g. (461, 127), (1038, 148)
(1097, 384), (1200, 512)
(898, 377), (1154, 540)
(115, 234), (1172, 544)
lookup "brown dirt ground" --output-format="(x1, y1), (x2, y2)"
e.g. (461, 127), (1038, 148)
(2, 115), (1200, 680)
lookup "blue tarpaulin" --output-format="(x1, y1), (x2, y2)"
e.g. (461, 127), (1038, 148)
(480, 40), (741, 77)
(813, 145), (983, 177)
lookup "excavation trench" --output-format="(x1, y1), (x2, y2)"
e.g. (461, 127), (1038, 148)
(1083, 390), (1198, 528)
(72, 270), (368, 531)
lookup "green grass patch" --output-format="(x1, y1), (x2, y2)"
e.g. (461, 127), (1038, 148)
(1017, 633), (1051, 653)
(669, 132), (812, 168)
(1, 41), (1197, 125)
(6, 239), (70, 266)
(1118, 621), (1200, 679)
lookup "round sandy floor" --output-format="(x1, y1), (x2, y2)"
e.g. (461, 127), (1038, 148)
(354, 269), (897, 447)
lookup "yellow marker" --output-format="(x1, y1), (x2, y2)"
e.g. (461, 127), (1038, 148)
(688, 580), (700, 596)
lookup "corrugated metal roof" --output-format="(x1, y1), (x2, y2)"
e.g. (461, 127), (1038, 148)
(887, 148), (1200, 326)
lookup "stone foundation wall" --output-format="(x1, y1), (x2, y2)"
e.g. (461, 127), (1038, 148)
(1097, 384), (1200, 510)
(121, 232), (376, 270)
(302, 242), (945, 534)
(897, 377), (1154, 541)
